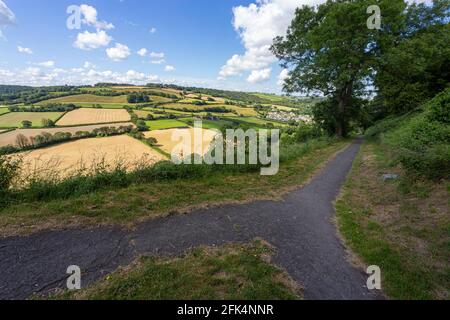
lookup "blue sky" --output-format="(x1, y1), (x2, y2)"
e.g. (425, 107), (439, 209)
(0, 0), (430, 93)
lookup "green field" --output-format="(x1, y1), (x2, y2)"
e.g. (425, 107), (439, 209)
(146, 119), (189, 130)
(178, 118), (235, 130)
(0, 112), (64, 128)
(41, 94), (129, 104)
(229, 116), (288, 128)
(0, 108), (10, 116)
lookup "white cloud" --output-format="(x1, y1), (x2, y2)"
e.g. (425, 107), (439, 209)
(36, 60), (55, 68)
(74, 30), (112, 50)
(165, 65), (175, 72)
(80, 4), (114, 30)
(106, 43), (131, 61)
(219, 0), (323, 80)
(17, 46), (33, 54)
(277, 68), (289, 86)
(0, 66), (160, 86)
(150, 59), (166, 65)
(83, 61), (95, 69)
(150, 52), (165, 59)
(137, 48), (148, 57)
(149, 27), (157, 34)
(220, 0), (433, 81)
(247, 68), (271, 83)
(0, 0), (15, 39)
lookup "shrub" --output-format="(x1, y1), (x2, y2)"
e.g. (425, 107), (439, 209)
(426, 88), (450, 124)
(21, 120), (32, 128)
(0, 155), (21, 193)
(381, 89), (450, 180)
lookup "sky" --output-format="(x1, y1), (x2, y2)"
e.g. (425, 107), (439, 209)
(0, 0), (432, 93)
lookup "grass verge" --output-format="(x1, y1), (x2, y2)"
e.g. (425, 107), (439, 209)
(50, 240), (301, 300)
(0, 139), (348, 236)
(335, 142), (449, 300)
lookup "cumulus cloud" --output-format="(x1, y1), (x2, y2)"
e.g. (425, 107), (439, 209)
(137, 48), (148, 57)
(35, 60), (55, 68)
(150, 52), (165, 59)
(219, 0), (325, 82)
(220, 0), (432, 83)
(79, 4), (114, 30)
(17, 46), (33, 54)
(150, 59), (166, 65)
(0, 0), (15, 39)
(106, 43), (131, 61)
(247, 68), (271, 83)
(0, 66), (159, 86)
(149, 27), (157, 34)
(74, 30), (112, 50)
(277, 68), (289, 86)
(165, 65), (175, 72)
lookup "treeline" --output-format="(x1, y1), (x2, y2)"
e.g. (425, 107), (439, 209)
(0, 85), (33, 94)
(8, 103), (76, 113)
(0, 125), (135, 155)
(82, 90), (122, 97)
(127, 93), (150, 103)
(0, 86), (79, 105)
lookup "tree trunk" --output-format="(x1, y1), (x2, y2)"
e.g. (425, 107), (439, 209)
(335, 83), (353, 138)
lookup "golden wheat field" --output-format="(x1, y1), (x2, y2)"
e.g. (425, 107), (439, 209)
(18, 135), (166, 180)
(144, 128), (218, 157)
(0, 122), (134, 147)
(56, 108), (131, 126)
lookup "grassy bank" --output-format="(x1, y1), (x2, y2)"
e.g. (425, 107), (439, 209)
(51, 240), (301, 300)
(335, 142), (449, 299)
(0, 139), (348, 236)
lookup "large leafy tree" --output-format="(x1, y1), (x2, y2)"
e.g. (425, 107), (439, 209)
(375, 0), (450, 116)
(271, 0), (406, 137)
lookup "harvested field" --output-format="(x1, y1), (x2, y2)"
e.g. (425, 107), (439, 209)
(0, 122), (134, 147)
(144, 128), (218, 157)
(0, 112), (64, 128)
(18, 135), (166, 180)
(56, 108), (131, 126)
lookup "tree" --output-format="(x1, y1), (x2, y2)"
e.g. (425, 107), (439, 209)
(15, 133), (30, 149)
(42, 118), (55, 128)
(374, 0), (450, 116)
(271, 0), (406, 137)
(21, 120), (32, 128)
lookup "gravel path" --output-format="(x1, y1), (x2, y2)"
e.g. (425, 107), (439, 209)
(0, 140), (383, 300)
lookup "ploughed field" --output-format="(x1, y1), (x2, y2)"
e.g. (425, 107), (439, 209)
(0, 122), (134, 147)
(18, 135), (165, 180)
(56, 108), (131, 126)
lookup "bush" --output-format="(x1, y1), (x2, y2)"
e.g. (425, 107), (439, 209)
(426, 88), (450, 124)
(381, 89), (450, 180)
(0, 155), (21, 193)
